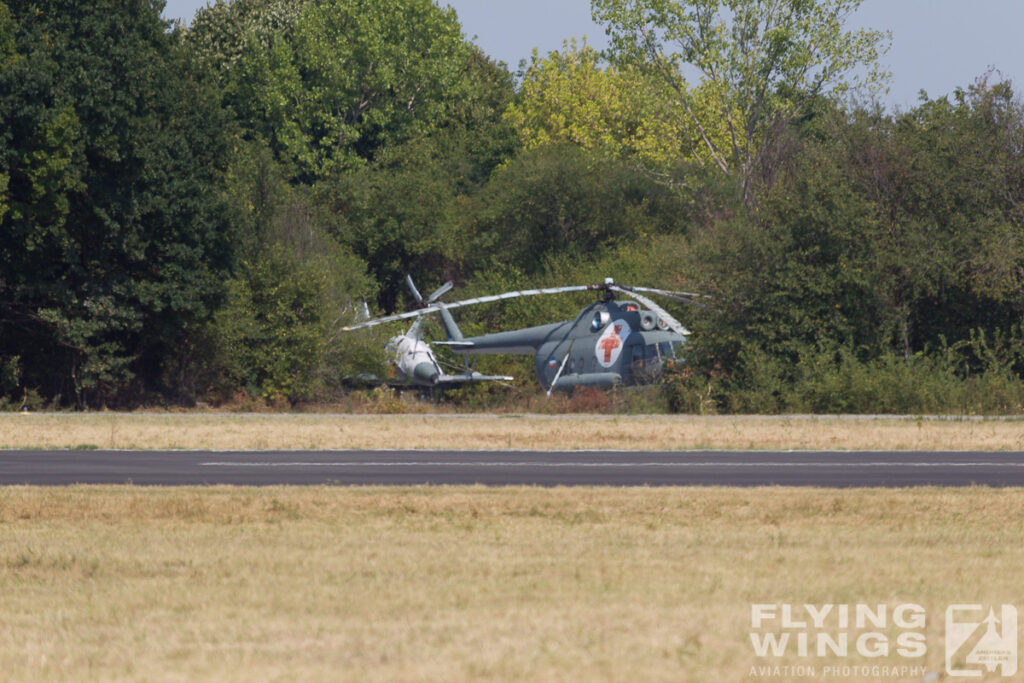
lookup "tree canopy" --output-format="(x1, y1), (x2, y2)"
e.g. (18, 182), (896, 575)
(1, 0), (1022, 413)
(1, 0), (234, 406)
(505, 41), (722, 171)
(187, 0), (475, 182)
(592, 0), (890, 196)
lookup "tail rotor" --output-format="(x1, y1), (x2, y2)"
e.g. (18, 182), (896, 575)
(407, 275), (453, 309)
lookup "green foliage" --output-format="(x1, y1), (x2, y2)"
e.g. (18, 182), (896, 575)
(668, 81), (1024, 414)
(210, 232), (378, 405)
(207, 141), (379, 404)
(35, 297), (142, 407)
(505, 40), (727, 170)
(686, 85), (1024, 376)
(319, 136), (467, 311)
(663, 340), (1024, 415)
(187, 0), (474, 181)
(214, 246), (326, 403)
(0, 0), (234, 407)
(2, 0), (1022, 413)
(458, 144), (691, 276)
(0, 2), (12, 60)
(317, 51), (518, 312)
(593, 0), (891, 195)
(182, 0), (309, 81)
(0, 352), (18, 397)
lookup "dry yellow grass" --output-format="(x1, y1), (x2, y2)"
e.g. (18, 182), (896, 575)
(1, 486), (1022, 681)
(4, 412), (1024, 451)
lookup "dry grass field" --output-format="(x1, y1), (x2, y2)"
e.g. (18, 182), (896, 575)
(4, 412), (1024, 451)
(4, 416), (1023, 680)
(1, 486), (1022, 682)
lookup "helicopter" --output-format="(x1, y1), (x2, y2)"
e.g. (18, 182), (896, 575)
(343, 277), (705, 393)
(348, 277), (512, 389)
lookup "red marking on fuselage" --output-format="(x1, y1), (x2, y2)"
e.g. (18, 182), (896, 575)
(598, 325), (623, 363)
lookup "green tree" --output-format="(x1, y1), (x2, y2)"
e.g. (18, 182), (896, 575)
(182, 0), (309, 83)
(0, 2), (14, 225)
(319, 135), (470, 312)
(458, 144), (692, 277)
(187, 0), (474, 182)
(879, 78), (1024, 359)
(204, 139), (378, 403)
(592, 0), (890, 198)
(0, 0), (234, 406)
(316, 49), (518, 313)
(213, 246), (329, 404)
(680, 81), (1024, 410)
(505, 40), (733, 173)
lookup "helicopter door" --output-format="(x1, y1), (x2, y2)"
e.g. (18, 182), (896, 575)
(630, 344), (645, 381)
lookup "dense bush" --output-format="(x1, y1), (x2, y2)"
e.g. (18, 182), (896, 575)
(662, 335), (1024, 415)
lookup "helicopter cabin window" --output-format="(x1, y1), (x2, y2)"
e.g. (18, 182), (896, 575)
(659, 341), (681, 359)
(631, 343), (663, 368)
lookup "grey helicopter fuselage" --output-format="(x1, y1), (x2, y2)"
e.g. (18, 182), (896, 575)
(438, 299), (684, 391)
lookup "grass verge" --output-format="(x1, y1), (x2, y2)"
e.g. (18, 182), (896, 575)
(4, 412), (1024, 451)
(1, 486), (1020, 681)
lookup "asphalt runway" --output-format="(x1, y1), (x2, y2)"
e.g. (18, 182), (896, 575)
(2, 450), (1024, 486)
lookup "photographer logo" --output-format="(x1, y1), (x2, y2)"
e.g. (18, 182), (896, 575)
(945, 604), (1017, 677)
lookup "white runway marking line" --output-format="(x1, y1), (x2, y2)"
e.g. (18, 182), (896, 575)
(199, 461), (1024, 468)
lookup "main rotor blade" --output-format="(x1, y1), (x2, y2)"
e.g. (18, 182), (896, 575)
(342, 309), (428, 331)
(435, 285), (593, 310)
(610, 286), (690, 337)
(341, 280), (711, 333)
(340, 285), (595, 332)
(618, 284), (711, 307)
(633, 290), (708, 309)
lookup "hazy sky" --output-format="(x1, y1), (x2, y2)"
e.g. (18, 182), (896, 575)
(163, 0), (1023, 111)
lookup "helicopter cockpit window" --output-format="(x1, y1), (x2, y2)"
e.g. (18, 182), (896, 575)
(658, 341), (682, 360)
